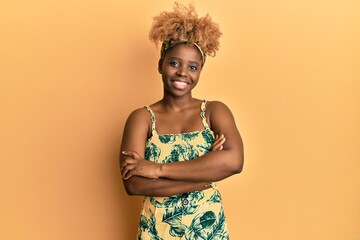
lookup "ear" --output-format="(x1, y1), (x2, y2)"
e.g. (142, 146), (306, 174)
(158, 58), (163, 74)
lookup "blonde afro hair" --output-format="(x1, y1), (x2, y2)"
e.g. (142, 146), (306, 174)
(149, 2), (222, 57)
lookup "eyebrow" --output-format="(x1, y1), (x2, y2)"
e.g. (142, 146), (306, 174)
(169, 57), (200, 66)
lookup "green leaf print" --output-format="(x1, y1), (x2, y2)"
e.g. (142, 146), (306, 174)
(199, 211), (217, 229)
(183, 204), (200, 215)
(185, 211), (216, 240)
(162, 206), (183, 226)
(159, 134), (176, 144)
(150, 195), (182, 208)
(186, 144), (199, 160)
(188, 190), (205, 203)
(149, 197), (162, 208)
(148, 210), (164, 240)
(163, 144), (187, 163)
(156, 198), (204, 238)
(197, 143), (212, 154)
(207, 207), (229, 240)
(138, 210), (164, 240)
(180, 131), (200, 141)
(162, 196), (182, 207)
(169, 223), (187, 237)
(208, 231), (229, 240)
(137, 232), (142, 240)
(201, 129), (215, 145)
(139, 215), (148, 231)
(206, 190), (222, 204)
(185, 226), (207, 240)
(162, 143), (200, 162)
(145, 142), (161, 162)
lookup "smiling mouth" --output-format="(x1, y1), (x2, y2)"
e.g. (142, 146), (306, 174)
(173, 80), (187, 86)
(171, 80), (189, 89)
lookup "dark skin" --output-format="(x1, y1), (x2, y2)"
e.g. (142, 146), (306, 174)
(120, 44), (244, 197)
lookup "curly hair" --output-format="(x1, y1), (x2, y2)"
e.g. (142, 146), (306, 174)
(149, 2), (222, 58)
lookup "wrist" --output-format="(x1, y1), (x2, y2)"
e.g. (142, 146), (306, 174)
(157, 163), (163, 178)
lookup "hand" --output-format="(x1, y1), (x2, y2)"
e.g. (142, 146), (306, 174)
(212, 134), (226, 151)
(120, 151), (161, 180)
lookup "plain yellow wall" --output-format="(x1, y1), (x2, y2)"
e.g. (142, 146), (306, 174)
(1, 0), (359, 239)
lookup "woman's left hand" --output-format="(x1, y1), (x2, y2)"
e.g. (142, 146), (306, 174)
(120, 151), (161, 180)
(212, 134), (226, 151)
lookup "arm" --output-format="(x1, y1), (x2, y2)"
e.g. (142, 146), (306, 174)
(120, 108), (222, 196)
(123, 176), (210, 197)
(122, 101), (244, 182)
(158, 101), (243, 181)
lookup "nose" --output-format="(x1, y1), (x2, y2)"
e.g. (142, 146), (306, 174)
(176, 67), (187, 77)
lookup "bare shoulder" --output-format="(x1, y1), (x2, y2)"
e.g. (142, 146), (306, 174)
(127, 107), (151, 122)
(206, 100), (235, 118)
(124, 107), (152, 137)
(205, 100), (238, 134)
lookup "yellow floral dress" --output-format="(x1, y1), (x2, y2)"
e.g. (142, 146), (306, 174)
(137, 100), (229, 240)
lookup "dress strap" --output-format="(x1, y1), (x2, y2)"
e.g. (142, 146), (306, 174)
(144, 105), (157, 135)
(200, 99), (210, 129)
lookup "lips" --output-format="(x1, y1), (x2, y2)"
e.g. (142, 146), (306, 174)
(171, 80), (189, 90)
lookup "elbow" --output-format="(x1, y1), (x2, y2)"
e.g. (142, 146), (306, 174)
(123, 180), (141, 196)
(229, 161), (243, 175)
(228, 152), (244, 175)
(233, 161), (243, 174)
(235, 153), (244, 174)
(124, 184), (135, 196)
(125, 187), (136, 196)
(123, 176), (155, 196)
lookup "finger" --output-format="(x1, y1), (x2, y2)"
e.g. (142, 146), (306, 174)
(212, 136), (223, 146)
(122, 151), (141, 160)
(120, 158), (136, 171)
(213, 135), (225, 146)
(120, 158), (131, 171)
(218, 136), (226, 144)
(212, 139), (221, 150)
(214, 135), (224, 143)
(212, 143), (221, 151)
(212, 144), (221, 151)
(122, 165), (135, 179)
(123, 169), (131, 180)
(123, 168), (135, 180)
(212, 137), (226, 151)
(122, 151), (135, 158)
(218, 134), (225, 140)
(212, 141), (221, 150)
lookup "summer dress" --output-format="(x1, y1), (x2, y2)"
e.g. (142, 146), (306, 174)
(137, 100), (229, 240)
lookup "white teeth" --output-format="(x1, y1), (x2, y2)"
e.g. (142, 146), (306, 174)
(174, 81), (187, 86)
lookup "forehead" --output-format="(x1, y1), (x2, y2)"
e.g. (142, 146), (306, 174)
(165, 44), (202, 64)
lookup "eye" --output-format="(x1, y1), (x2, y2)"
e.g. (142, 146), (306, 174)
(189, 65), (198, 71)
(169, 61), (180, 67)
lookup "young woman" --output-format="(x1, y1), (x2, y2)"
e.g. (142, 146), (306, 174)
(120, 3), (244, 239)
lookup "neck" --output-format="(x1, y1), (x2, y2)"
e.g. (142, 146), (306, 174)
(161, 94), (195, 111)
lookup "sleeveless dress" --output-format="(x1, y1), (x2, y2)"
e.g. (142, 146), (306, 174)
(137, 100), (229, 240)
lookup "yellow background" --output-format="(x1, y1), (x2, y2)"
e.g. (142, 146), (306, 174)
(1, 0), (359, 239)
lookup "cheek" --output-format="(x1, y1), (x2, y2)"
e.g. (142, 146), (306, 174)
(191, 71), (201, 81)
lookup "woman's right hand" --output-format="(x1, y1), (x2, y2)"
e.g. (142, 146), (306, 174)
(121, 151), (161, 180)
(212, 134), (226, 151)
(199, 134), (225, 191)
